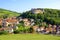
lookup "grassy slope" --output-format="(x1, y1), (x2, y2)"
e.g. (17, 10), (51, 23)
(0, 34), (60, 40)
(0, 8), (20, 18)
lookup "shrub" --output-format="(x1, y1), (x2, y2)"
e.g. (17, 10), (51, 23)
(28, 27), (33, 33)
(0, 25), (2, 28)
(0, 31), (9, 35)
(13, 30), (20, 34)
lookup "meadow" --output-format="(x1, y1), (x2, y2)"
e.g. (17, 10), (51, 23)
(0, 34), (60, 40)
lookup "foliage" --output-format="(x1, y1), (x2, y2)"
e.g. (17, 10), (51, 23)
(0, 25), (2, 28)
(13, 30), (20, 34)
(19, 8), (60, 25)
(0, 31), (9, 35)
(28, 27), (33, 33)
(17, 22), (32, 33)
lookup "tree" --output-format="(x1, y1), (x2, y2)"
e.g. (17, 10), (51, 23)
(3, 14), (8, 19)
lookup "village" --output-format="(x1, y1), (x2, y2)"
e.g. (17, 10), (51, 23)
(0, 16), (60, 35)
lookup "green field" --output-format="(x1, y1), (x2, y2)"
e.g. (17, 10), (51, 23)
(0, 34), (60, 40)
(0, 8), (20, 18)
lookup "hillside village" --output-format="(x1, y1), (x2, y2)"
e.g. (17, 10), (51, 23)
(0, 0), (60, 40)
(0, 8), (60, 35)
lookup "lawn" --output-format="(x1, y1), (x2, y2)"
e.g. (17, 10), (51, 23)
(0, 34), (60, 40)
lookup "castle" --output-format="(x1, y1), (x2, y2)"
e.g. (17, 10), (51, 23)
(31, 8), (44, 14)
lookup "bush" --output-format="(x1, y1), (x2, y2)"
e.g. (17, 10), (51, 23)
(13, 30), (20, 34)
(0, 31), (9, 35)
(18, 26), (26, 33)
(0, 25), (2, 28)
(28, 27), (33, 33)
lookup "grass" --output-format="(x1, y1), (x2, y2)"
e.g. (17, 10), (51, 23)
(0, 34), (60, 40)
(0, 8), (20, 18)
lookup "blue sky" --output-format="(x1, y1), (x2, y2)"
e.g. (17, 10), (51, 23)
(0, 0), (60, 12)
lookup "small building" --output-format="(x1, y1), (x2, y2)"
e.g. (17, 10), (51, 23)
(22, 18), (31, 26)
(32, 25), (39, 32)
(56, 25), (60, 34)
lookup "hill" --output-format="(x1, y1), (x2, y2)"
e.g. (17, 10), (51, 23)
(19, 8), (60, 25)
(0, 8), (20, 18)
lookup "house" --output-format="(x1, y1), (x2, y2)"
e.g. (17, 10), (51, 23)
(2, 19), (9, 27)
(32, 25), (39, 32)
(23, 18), (31, 26)
(51, 25), (57, 34)
(6, 17), (19, 29)
(6, 17), (19, 24)
(48, 24), (52, 27)
(56, 25), (60, 34)
(30, 22), (35, 26)
(23, 18), (29, 22)
(18, 17), (23, 21)
(30, 19), (34, 22)
(0, 19), (3, 26)
(8, 27), (13, 33)
(40, 26), (45, 33)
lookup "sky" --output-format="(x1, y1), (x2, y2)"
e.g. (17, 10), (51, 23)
(0, 0), (60, 12)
